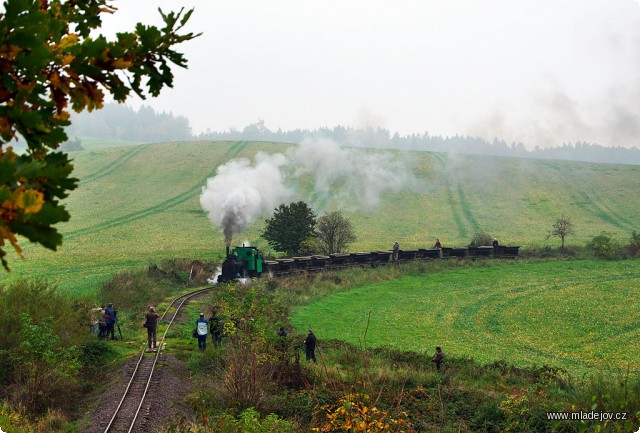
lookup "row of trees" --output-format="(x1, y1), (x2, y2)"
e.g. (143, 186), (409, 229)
(59, 108), (640, 165)
(198, 120), (640, 165)
(260, 202), (356, 257)
(65, 104), (192, 142)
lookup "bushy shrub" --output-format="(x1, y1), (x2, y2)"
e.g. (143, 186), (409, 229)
(78, 340), (117, 377)
(164, 408), (294, 433)
(588, 232), (622, 259)
(0, 281), (89, 385)
(8, 314), (81, 416)
(150, 259), (216, 286)
(469, 232), (493, 248)
(220, 338), (275, 410)
(625, 231), (640, 258)
(298, 237), (321, 256)
(98, 271), (169, 312)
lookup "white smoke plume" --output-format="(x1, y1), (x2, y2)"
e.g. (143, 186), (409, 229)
(288, 138), (417, 210)
(200, 139), (418, 242)
(200, 152), (291, 245)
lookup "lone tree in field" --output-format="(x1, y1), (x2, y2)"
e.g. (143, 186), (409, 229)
(262, 201), (316, 256)
(316, 211), (357, 255)
(546, 214), (575, 252)
(0, 1), (199, 270)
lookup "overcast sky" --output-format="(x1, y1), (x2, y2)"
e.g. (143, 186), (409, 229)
(101, 0), (640, 149)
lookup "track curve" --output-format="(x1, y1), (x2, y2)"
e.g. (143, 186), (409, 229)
(102, 287), (212, 433)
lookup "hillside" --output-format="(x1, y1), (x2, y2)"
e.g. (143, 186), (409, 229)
(2, 140), (639, 296)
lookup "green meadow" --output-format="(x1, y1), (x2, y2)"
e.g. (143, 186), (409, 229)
(2, 140), (639, 298)
(291, 259), (640, 376)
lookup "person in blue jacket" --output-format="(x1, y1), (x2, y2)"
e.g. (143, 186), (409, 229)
(104, 303), (117, 340)
(196, 313), (208, 350)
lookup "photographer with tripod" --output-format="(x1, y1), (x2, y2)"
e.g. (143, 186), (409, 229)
(104, 303), (118, 340)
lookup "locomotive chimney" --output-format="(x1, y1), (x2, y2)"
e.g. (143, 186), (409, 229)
(226, 245), (230, 258)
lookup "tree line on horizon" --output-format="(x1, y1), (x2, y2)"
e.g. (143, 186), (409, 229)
(65, 103), (640, 165)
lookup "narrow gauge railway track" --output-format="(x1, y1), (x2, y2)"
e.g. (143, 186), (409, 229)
(102, 287), (212, 433)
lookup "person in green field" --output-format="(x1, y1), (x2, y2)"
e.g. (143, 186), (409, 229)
(432, 346), (445, 371)
(304, 329), (317, 363)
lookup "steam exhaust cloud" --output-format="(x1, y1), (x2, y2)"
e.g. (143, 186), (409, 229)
(200, 139), (418, 244)
(199, 153), (291, 245)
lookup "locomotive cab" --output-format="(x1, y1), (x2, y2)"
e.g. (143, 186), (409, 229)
(218, 245), (264, 282)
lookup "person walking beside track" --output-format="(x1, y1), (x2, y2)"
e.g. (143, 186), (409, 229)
(196, 313), (208, 351)
(145, 306), (160, 351)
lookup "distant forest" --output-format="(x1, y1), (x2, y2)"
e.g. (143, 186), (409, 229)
(66, 103), (192, 142)
(65, 103), (640, 165)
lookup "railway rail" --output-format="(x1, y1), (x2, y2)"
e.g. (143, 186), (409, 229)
(101, 287), (212, 433)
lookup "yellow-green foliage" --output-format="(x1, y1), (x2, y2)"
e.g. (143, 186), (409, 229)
(313, 393), (413, 432)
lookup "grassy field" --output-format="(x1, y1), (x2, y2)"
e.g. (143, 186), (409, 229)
(1, 140), (639, 297)
(291, 259), (640, 376)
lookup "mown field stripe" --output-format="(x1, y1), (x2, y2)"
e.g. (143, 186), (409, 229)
(81, 143), (151, 185)
(445, 178), (468, 239)
(457, 184), (480, 232)
(65, 141), (248, 239)
(585, 189), (636, 232)
(573, 191), (632, 231)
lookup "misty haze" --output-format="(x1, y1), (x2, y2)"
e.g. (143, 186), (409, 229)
(2, 1), (639, 432)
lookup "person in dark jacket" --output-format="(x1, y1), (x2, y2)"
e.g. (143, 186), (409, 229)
(392, 241), (400, 261)
(196, 313), (208, 351)
(209, 309), (222, 347)
(432, 346), (445, 371)
(304, 329), (317, 363)
(434, 239), (442, 249)
(276, 326), (288, 353)
(104, 303), (117, 340)
(146, 306), (160, 351)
